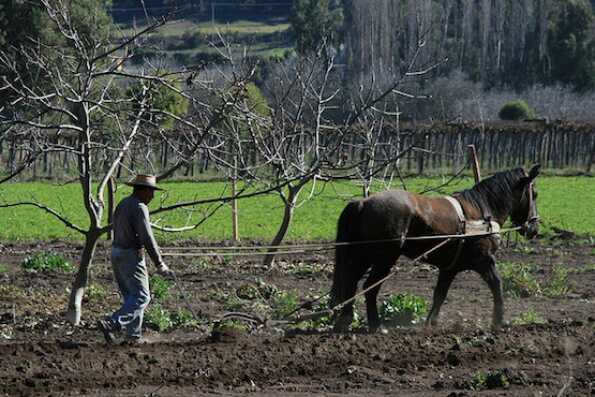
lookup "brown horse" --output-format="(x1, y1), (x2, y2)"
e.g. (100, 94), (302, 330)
(330, 165), (540, 332)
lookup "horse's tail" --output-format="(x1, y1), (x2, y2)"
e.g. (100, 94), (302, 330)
(330, 200), (362, 309)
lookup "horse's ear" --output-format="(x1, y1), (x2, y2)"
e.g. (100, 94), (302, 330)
(528, 164), (541, 180)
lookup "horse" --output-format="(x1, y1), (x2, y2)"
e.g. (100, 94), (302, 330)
(329, 164), (541, 333)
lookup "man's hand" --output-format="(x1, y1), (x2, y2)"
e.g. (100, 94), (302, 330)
(156, 263), (175, 278)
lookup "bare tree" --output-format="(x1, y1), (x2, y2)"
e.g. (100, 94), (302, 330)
(0, 2), (263, 325)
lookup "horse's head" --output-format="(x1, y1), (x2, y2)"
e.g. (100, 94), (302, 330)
(510, 164), (540, 239)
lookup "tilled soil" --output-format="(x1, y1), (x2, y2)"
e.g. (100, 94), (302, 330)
(0, 238), (594, 396)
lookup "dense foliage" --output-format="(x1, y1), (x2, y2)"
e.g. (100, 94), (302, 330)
(344, 0), (595, 91)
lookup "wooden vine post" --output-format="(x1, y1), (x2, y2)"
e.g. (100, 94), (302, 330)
(231, 156), (239, 242)
(467, 144), (481, 183)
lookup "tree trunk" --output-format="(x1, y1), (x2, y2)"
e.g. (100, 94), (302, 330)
(106, 177), (116, 240)
(66, 230), (101, 325)
(588, 133), (595, 173)
(262, 184), (304, 266)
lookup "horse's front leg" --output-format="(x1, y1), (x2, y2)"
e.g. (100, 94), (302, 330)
(363, 264), (392, 333)
(425, 269), (457, 327)
(477, 255), (504, 331)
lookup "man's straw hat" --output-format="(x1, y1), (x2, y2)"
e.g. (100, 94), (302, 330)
(126, 174), (163, 191)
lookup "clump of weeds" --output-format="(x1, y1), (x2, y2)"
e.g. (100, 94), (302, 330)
(145, 304), (199, 332)
(497, 262), (541, 297)
(543, 265), (572, 297)
(379, 293), (428, 326)
(21, 252), (73, 273)
(86, 283), (108, 302)
(512, 309), (546, 325)
(150, 275), (172, 300)
(145, 303), (174, 332)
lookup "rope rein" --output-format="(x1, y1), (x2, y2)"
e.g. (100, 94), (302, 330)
(167, 180), (539, 328)
(169, 225), (527, 329)
(161, 226), (522, 258)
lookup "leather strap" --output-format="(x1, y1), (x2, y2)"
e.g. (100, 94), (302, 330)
(444, 196), (465, 233)
(443, 196), (466, 270)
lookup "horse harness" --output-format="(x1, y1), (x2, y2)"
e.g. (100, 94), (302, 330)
(442, 180), (538, 270)
(443, 196), (501, 270)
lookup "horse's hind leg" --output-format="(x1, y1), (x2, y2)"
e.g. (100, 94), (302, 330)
(333, 265), (368, 333)
(363, 263), (392, 332)
(476, 255), (504, 330)
(425, 269), (457, 327)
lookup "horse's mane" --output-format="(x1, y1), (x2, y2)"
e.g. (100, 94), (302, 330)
(454, 168), (526, 218)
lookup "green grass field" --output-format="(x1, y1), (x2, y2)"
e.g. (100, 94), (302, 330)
(116, 20), (290, 38)
(0, 176), (593, 242)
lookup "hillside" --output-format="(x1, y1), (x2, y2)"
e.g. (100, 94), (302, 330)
(111, 0), (294, 65)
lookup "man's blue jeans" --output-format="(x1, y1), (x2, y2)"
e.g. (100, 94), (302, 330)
(108, 246), (151, 338)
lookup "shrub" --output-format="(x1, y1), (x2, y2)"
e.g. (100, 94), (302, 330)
(379, 293), (428, 326)
(150, 275), (172, 300)
(497, 262), (541, 297)
(21, 252), (74, 272)
(498, 100), (536, 120)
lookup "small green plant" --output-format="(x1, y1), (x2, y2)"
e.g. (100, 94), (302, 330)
(205, 289), (228, 303)
(87, 283), (108, 301)
(513, 245), (536, 254)
(271, 290), (300, 319)
(497, 262), (541, 297)
(223, 294), (246, 312)
(289, 295), (334, 331)
(0, 264), (8, 273)
(379, 293), (428, 326)
(212, 319), (249, 334)
(171, 308), (199, 328)
(498, 99), (536, 120)
(288, 262), (322, 278)
(512, 309), (546, 325)
(150, 275), (172, 300)
(21, 252), (74, 272)
(235, 284), (261, 300)
(145, 303), (173, 332)
(470, 369), (509, 390)
(470, 371), (487, 390)
(543, 265), (571, 297)
(191, 260), (212, 271)
(255, 279), (279, 299)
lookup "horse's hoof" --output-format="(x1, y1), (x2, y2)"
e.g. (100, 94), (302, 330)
(333, 326), (349, 334)
(424, 321), (438, 329)
(333, 316), (352, 333)
(368, 326), (388, 335)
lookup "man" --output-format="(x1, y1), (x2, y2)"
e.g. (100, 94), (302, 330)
(97, 174), (174, 345)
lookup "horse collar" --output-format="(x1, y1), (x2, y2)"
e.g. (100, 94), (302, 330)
(444, 196), (466, 233)
(444, 196), (501, 236)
